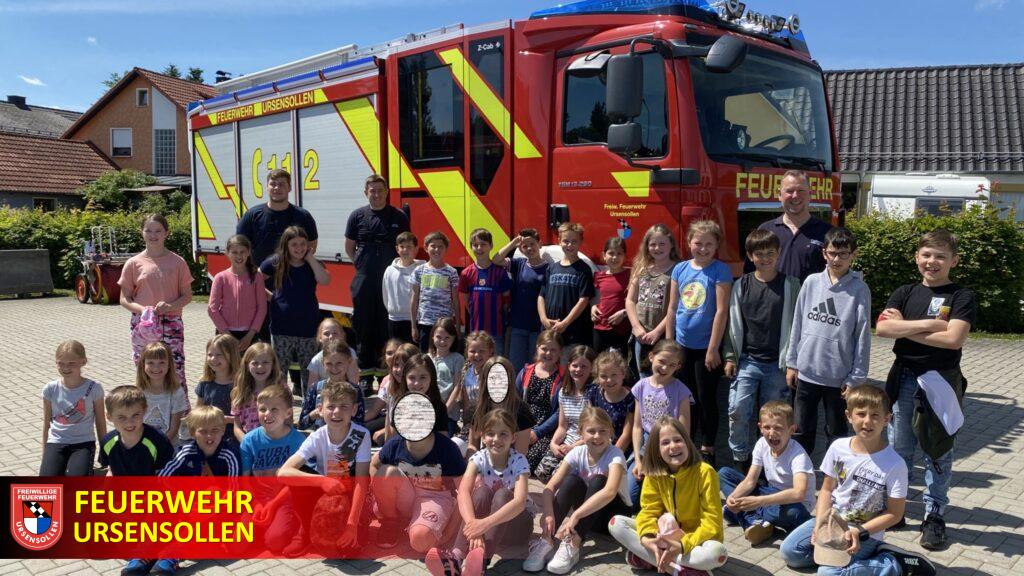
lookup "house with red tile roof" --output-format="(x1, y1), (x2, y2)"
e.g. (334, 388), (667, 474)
(63, 67), (216, 179)
(0, 132), (117, 210)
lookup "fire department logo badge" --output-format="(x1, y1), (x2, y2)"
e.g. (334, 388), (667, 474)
(10, 484), (62, 550)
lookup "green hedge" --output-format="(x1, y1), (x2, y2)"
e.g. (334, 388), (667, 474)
(847, 205), (1024, 333)
(0, 206), (208, 294)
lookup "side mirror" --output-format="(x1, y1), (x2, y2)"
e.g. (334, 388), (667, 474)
(706, 35), (747, 73)
(606, 53), (643, 121)
(607, 122), (641, 156)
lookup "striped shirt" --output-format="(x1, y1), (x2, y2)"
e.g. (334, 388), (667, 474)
(560, 387), (591, 445)
(158, 438), (242, 477)
(458, 263), (511, 336)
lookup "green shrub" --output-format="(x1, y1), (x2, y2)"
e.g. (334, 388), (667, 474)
(0, 205), (208, 294)
(847, 205), (1024, 333)
(79, 169), (157, 211)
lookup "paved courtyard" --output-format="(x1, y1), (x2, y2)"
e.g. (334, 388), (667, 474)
(1, 296), (1023, 575)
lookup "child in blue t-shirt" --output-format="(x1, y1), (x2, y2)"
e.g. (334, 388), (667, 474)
(667, 220), (732, 466)
(240, 385), (307, 556)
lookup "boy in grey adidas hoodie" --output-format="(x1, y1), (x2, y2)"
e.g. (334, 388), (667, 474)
(382, 231), (424, 344)
(785, 227), (871, 456)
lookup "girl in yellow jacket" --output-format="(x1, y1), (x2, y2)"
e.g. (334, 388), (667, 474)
(608, 416), (728, 574)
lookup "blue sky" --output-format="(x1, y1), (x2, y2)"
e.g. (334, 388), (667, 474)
(1, 0), (1022, 112)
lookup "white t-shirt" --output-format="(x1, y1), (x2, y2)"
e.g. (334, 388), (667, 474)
(751, 437), (816, 512)
(296, 422), (371, 477)
(469, 448), (530, 492)
(563, 444), (626, 483)
(821, 437), (908, 540)
(143, 388), (188, 436)
(307, 348), (360, 384)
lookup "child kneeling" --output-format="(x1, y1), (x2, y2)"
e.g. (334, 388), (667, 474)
(609, 416), (727, 575)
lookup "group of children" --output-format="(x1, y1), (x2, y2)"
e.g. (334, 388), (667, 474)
(38, 217), (973, 576)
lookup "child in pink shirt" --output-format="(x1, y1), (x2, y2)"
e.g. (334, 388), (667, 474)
(208, 234), (267, 351)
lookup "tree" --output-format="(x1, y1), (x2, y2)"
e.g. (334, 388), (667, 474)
(79, 170), (158, 211)
(186, 67), (204, 84)
(102, 70), (130, 89)
(162, 64), (182, 78)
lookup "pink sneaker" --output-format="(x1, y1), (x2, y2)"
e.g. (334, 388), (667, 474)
(461, 547), (484, 576)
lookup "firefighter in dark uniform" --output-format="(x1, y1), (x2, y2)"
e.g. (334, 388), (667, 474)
(344, 174), (410, 388)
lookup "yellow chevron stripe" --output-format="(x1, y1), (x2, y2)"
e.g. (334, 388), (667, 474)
(438, 48), (541, 160)
(388, 138), (417, 188)
(194, 132), (247, 218)
(335, 98), (381, 174)
(612, 170), (651, 198)
(418, 170), (510, 257)
(195, 199), (215, 240)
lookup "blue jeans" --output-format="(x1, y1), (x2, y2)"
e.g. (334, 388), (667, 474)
(625, 430), (649, 511)
(717, 467), (812, 531)
(508, 328), (539, 372)
(888, 368), (954, 517)
(492, 334), (506, 359)
(728, 358), (789, 461)
(633, 339), (654, 379)
(780, 518), (900, 575)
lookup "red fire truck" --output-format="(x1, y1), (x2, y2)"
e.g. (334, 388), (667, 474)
(189, 0), (840, 313)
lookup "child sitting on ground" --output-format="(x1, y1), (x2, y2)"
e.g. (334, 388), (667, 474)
(40, 340), (106, 476)
(136, 342), (188, 443)
(160, 405), (241, 477)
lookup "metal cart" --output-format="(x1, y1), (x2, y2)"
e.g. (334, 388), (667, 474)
(74, 226), (134, 304)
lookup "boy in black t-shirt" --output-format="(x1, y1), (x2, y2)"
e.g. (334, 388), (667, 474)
(876, 229), (976, 551)
(99, 386), (175, 576)
(539, 222), (594, 347)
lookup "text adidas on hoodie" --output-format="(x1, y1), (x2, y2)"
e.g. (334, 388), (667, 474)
(786, 270), (872, 388)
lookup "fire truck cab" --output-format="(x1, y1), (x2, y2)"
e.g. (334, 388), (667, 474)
(189, 0), (840, 312)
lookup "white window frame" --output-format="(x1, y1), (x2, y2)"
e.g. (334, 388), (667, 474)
(111, 127), (132, 157)
(152, 128), (176, 176)
(136, 88), (149, 107)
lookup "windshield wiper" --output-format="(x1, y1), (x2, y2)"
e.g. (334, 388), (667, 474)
(784, 156), (829, 174)
(709, 152), (782, 168)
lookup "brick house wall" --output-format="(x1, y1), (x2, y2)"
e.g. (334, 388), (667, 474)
(67, 76), (153, 173)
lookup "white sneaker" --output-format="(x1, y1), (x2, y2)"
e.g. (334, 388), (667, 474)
(522, 538), (555, 572)
(546, 537), (580, 575)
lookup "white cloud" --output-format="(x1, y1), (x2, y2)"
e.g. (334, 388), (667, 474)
(17, 75), (46, 87)
(975, 0), (1009, 10)
(86, 36), (98, 45)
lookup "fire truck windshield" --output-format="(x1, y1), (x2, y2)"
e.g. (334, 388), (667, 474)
(689, 45), (833, 172)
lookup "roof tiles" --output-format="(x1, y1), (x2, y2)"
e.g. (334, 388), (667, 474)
(0, 133), (117, 195)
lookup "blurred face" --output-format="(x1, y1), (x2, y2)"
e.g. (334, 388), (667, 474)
(258, 398), (290, 433)
(466, 340), (491, 367)
(823, 244), (854, 277)
(193, 423), (225, 455)
(649, 351), (681, 380)
(749, 247), (778, 275)
(482, 424), (513, 456)
(322, 397), (356, 429)
(646, 232), (671, 264)
(426, 240), (447, 262)
(365, 181), (388, 210)
(432, 329), (454, 353)
(658, 425), (689, 470)
(519, 236), (540, 259)
(248, 353), (274, 383)
(227, 243), (250, 266)
(267, 177), (290, 204)
(471, 238), (492, 258)
(110, 406), (145, 436)
(536, 343), (560, 365)
(604, 246), (625, 270)
(396, 241), (417, 260)
(56, 353), (86, 379)
(206, 346), (227, 374)
(287, 237), (308, 262)
(389, 355), (407, 382)
(142, 221), (168, 247)
(780, 175), (810, 217)
(559, 230), (581, 258)
(384, 343), (400, 369)
(319, 323), (342, 344)
(595, 364), (625, 392)
(568, 356), (592, 385)
(581, 420), (611, 450)
(405, 365), (432, 394)
(758, 415), (794, 452)
(144, 355), (169, 382)
(688, 232), (718, 264)
(847, 404), (891, 442)
(916, 245), (957, 284)
(324, 353), (350, 380)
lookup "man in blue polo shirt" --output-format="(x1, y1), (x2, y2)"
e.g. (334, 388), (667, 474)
(748, 170), (832, 283)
